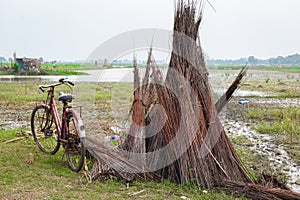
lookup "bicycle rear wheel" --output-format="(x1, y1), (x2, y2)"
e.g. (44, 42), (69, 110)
(31, 105), (60, 154)
(64, 112), (85, 172)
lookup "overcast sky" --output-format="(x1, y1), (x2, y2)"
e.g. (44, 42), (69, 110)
(0, 0), (299, 61)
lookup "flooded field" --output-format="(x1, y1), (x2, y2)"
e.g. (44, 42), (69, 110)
(0, 68), (299, 191)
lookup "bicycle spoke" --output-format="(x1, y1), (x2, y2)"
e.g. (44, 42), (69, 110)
(31, 106), (60, 154)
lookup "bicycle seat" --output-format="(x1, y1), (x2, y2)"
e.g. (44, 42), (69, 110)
(58, 92), (74, 102)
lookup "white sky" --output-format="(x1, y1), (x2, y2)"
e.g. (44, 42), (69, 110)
(0, 0), (299, 61)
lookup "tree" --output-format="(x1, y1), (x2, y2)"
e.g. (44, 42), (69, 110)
(248, 56), (257, 65)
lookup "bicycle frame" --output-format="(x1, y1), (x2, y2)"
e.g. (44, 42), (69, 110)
(39, 86), (85, 143)
(39, 87), (68, 142)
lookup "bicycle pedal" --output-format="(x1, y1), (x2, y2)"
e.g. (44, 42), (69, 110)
(43, 129), (53, 137)
(67, 145), (81, 155)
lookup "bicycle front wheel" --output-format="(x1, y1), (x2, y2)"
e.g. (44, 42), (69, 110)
(31, 105), (60, 154)
(64, 112), (85, 172)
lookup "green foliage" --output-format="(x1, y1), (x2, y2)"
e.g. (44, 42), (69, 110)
(208, 65), (300, 73)
(209, 54), (300, 66)
(286, 74), (294, 79)
(223, 72), (231, 77)
(248, 56), (257, 65)
(265, 77), (270, 83)
(13, 63), (19, 71)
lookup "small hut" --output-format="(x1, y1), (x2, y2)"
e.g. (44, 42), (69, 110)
(13, 52), (41, 74)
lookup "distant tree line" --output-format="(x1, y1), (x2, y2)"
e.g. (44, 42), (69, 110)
(0, 57), (7, 63)
(207, 54), (300, 66)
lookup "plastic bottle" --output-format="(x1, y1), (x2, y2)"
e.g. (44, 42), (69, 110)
(104, 135), (122, 142)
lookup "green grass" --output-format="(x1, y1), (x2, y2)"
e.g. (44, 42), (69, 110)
(0, 129), (22, 142)
(0, 71), (9, 75)
(0, 82), (117, 102)
(0, 129), (246, 199)
(248, 108), (283, 120)
(0, 82), (45, 102)
(40, 69), (88, 76)
(41, 63), (89, 74)
(208, 65), (245, 69)
(255, 121), (283, 135)
(95, 89), (112, 101)
(1, 63), (90, 75)
(267, 93), (300, 98)
(208, 65), (300, 73)
(42, 63), (83, 69)
(41, 63), (105, 70)
(278, 69), (300, 73)
(239, 78), (300, 98)
(248, 106), (300, 121)
(248, 106), (300, 140)
(1, 82), (130, 102)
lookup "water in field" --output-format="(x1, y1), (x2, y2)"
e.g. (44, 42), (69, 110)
(0, 69), (134, 83)
(0, 69), (269, 97)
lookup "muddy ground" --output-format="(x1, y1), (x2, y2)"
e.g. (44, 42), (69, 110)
(222, 97), (300, 191)
(0, 101), (34, 130)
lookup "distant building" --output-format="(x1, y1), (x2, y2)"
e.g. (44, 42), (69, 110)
(15, 58), (41, 70)
(13, 52), (41, 73)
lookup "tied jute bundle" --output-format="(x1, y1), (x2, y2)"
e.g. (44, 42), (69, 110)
(87, 1), (300, 199)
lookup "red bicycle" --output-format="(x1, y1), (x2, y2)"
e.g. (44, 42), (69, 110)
(31, 78), (86, 172)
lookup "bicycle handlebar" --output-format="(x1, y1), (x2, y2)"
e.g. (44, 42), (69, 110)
(59, 78), (75, 86)
(39, 78), (75, 93)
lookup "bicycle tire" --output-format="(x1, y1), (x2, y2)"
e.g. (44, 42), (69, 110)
(64, 112), (85, 172)
(31, 105), (60, 154)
